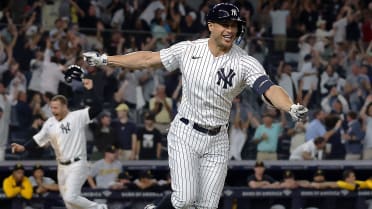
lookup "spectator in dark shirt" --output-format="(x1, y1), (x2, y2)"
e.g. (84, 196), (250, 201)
(299, 2), (318, 32)
(244, 161), (281, 209)
(343, 111), (364, 160)
(89, 111), (117, 159)
(324, 114), (345, 159)
(112, 103), (137, 161)
(247, 161), (280, 189)
(136, 112), (162, 160)
(12, 91), (32, 142)
(78, 2), (98, 35)
(27, 114), (49, 159)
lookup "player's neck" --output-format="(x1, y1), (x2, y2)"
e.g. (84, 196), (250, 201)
(208, 39), (231, 57)
(56, 111), (69, 121)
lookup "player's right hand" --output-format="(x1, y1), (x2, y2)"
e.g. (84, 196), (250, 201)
(82, 51), (108, 66)
(289, 103), (308, 122)
(10, 143), (25, 153)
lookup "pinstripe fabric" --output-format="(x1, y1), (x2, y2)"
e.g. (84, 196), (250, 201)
(168, 115), (229, 209)
(160, 39), (267, 126)
(159, 38), (269, 208)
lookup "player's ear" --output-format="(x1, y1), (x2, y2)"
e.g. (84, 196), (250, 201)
(207, 22), (213, 32)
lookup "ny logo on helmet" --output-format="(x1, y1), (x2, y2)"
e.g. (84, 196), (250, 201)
(217, 68), (236, 89)
(231, 9), (237, 17)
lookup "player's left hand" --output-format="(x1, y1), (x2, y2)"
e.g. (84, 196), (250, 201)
(64, 65), (87, 83)
(289, 103), (308, 122)
(10, 143), (25, 153)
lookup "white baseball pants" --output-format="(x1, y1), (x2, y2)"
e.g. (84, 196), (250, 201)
(58, 160), (100, 209)
(168, 115), (229, 209)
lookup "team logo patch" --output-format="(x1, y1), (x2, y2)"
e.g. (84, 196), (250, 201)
(231, 9), (237, 16)
(216, 68), (235, 89)
(60, 122), (71, 134)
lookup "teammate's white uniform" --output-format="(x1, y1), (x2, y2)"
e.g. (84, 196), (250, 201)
(33, 108), (103, 209)
(160, 38), (267, 208)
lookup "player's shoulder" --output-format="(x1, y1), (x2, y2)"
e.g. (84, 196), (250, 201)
(176, 38), (208, 48)
(44, 117), (57, 126)
(231, 44), (252, 60)
(232, 46), (262, 65)
(70, 107), (89, 116)
(190, 38), (209, 45)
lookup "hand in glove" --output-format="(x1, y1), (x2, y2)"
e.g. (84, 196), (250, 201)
(64, 65), (87, 83)
(82, 51), (108, 66)
(288, 103), (308, 122)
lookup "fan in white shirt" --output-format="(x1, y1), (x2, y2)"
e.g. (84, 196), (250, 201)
(290, 137), (326, 160)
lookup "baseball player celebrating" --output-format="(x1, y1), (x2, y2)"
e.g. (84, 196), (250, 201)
(83, 3), (308, 209)
(11, 66), (108, 209)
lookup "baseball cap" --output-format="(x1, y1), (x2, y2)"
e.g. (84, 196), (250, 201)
(115, 103), (129, 112)
(33, 164), (44, 171)
(99, 111), (111, 119)
(12, 163), (24, 172)
(314, 169), (324, 177)
(139, 170), (153, 179)
(105, 145), (117, 153)
(283, 170), (294, 179)
(118, 172), (132, 180)
(254, 161), (265, 167)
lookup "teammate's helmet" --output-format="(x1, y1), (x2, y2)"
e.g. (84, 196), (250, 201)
(206, 3), (245, 41)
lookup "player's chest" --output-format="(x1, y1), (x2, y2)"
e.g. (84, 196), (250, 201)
(48, 119), (78, 137)
(182, 56), (243, 92)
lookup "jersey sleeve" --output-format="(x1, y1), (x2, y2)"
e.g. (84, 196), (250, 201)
(75, 107), (91, 125)
(159, 41), (189, 72)
(241, 56), (268, 87)
(33, 119), (51, 147)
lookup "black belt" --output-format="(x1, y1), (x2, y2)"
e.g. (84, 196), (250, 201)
(59, 157), (81, 165)
(180, 117), (222, 136)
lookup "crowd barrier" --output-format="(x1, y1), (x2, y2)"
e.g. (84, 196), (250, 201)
(1, 160), (372, 171)
(1, 160), (372, 209)
(1, 188), (372, 209)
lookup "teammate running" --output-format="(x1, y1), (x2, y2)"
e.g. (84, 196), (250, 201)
(82, 3), (308, 209)
(11, 65), (108, 209)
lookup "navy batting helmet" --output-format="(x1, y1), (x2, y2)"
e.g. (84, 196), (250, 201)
(206, 3), (245, 41)
(206, 3), (244, 23)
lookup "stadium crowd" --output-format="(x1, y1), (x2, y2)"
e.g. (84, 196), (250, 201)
(0, 0), (371, 208)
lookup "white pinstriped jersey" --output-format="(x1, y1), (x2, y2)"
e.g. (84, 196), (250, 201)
(33, 108), (91, 161)
(160, 38), (268, 126)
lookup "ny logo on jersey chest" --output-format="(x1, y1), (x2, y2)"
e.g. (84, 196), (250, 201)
(216, 68), (236, 89)
(60, 122), (71, 134)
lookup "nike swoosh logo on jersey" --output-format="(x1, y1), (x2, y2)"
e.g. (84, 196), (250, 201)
(191, 56), (202, 59)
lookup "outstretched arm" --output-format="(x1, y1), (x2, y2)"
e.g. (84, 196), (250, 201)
(263, 85), (308, 122)
(264, 85), (293, 112)
(83, 51), (164, 70)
